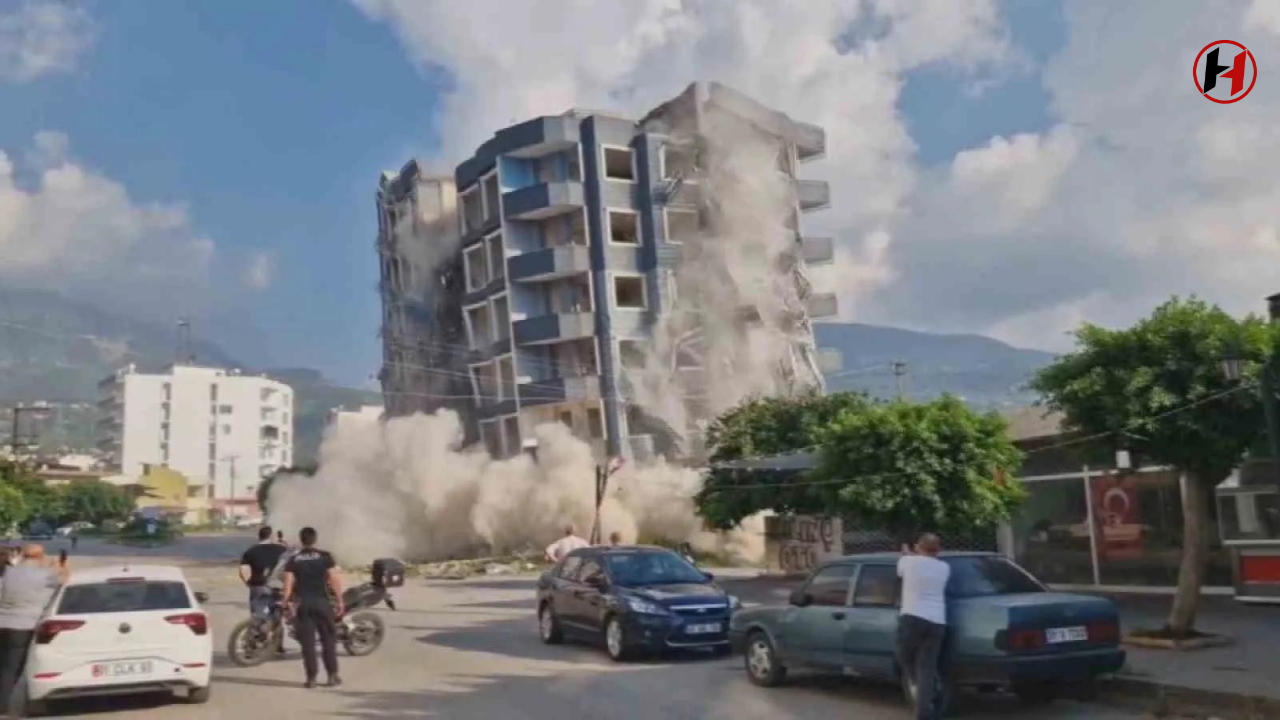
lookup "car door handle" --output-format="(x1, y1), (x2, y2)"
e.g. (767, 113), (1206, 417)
(831, 612), (846, 620)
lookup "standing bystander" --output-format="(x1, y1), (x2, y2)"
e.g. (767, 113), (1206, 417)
(0, 545), (63, 711)
(897, 533), (951, 720)
(545, 524), (589, 563)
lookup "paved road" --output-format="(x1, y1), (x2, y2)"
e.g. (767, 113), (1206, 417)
(37, 537), (1154, 719)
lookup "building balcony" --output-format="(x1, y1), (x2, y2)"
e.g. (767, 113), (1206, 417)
(801, 236), (834, 266)
(508, 245), (592, 284)
(503, 181), (585, 221)
(513, 312), (595, 346)
(807, 292), (838, 319)
(793, 120), (826, 161)
(519, 374), (602, 408)
(796, 179), (830, 211)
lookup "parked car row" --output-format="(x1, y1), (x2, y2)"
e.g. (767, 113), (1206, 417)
(535, 547), (1125, 717)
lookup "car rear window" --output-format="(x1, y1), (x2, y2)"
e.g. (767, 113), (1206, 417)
(58, 581), (191, 614)
(945, 557), (1045, 597)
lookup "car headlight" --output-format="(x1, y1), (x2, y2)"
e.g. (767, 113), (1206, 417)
(626, 597), (669, 615)
(728, 595), (742, 611)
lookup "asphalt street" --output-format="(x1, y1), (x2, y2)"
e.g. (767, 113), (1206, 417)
(32, 534), (1158, 719)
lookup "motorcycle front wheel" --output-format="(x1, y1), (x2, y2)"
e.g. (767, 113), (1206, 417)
(227, 618), (273, 667)
(342, 612), (385, 656)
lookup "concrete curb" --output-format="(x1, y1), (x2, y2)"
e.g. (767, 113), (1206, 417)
(1099, 675), (1280, 719)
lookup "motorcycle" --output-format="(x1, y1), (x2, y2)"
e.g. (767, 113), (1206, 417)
(227, 581), (395, 667)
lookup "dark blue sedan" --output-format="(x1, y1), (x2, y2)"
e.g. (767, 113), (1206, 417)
(728, 552), (1125, 714)
(536, 546), (740, 661)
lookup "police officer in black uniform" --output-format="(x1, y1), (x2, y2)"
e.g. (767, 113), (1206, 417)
(281, 527), (344, 688)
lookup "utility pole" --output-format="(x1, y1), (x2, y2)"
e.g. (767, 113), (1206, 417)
(891, 360), (908, 401)
(221, 454), (239, 521)
(177, 317), (192, 364)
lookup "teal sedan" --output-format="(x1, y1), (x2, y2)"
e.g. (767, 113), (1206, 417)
(728, 552), (1124, 714)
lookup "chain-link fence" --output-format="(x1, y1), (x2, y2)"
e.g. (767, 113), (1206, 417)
(842, 528), (998, 555)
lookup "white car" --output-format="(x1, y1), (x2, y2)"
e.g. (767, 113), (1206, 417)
(21, 565), (212, 716)
(55, 522), (94, 537)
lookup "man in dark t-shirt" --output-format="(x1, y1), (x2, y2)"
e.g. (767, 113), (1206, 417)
(282, 526), (343, 688)
(239, 526), (286, 617)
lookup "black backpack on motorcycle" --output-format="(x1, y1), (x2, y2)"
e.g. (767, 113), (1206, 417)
(372, 558), (405, 588)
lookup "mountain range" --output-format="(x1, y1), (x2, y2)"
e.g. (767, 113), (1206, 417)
(0, 289), (1058, 462)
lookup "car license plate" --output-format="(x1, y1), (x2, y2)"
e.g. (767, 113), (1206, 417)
(92, 661), (152, 679)
(685, 623), (721, 635)
(1045, 626), (1088, 644)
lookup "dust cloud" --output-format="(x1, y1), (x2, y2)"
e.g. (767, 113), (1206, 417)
(267, 411), (764, 566)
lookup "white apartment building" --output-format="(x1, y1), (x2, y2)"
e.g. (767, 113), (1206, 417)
(97, 364), (294, 516)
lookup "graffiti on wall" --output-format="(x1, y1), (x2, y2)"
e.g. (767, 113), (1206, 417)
(765, 515), (843, 574)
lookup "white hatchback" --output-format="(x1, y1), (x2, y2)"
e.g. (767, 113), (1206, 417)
(20, 565), (212, 716)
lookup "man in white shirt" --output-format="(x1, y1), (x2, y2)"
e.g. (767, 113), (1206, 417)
(545, 524), (589, 563)
(896, 533), (951, 720)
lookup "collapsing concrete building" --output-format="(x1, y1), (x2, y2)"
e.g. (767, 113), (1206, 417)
(375, 162), (476, 442)
(376, 82), (834, 462)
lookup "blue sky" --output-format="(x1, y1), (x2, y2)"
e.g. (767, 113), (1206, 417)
(10, 0), (1266, 388)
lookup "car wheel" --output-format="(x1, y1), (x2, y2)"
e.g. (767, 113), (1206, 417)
(603, 616), (631, 662)
(744, 631), (786, 687)
(187, 686), (211, 704)
(538, 603), (563, 645)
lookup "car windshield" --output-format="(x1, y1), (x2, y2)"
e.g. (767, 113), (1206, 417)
(945, 557), (1045, 598)
(605, 551), (707, 587)
(58, 581), (191, 614)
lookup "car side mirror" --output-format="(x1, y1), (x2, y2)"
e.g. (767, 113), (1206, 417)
(702, 571), (715, 582)
(586, 575), (608, 590)
(194, 592), (209, 604)
(789, 589), (812, 607)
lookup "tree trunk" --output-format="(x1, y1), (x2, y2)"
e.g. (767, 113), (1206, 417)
(1167, 471), (1210, 636)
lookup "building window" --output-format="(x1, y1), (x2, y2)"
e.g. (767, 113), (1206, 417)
(219, 404), (233, 414)
(607, 210), (640, 245)
(497, 356), (516, 401)
(613, 276), (647, 310)
(207, 462), (216, 480)
(221, 424), (232, 435)
(283, 431), (290, 445)
(460, 187), (483, 234)
(163, 383), (171, 401)
(503, 416), (521, 455)
(208, 443), (217, 461)
(470, 362), (497, 404)
(209, 384), (217, 402)
(160, 443), (169, 462)
(619, 340), (647, 369)
(492, 295), (510, 341)
(487, 233), (505, 282)
(283, 411), (290, 425)
(465, 244), (489, 291)
(482, 173), (500, 222)
(559, 411), (574, 428)
(480, 421), (502, 457)
(603, 146), (635, 181)
(587, 407), (604, 439)
(662, 144), (696, 179)
(466, 304), (492, 349)
(664, 208), (699, 244)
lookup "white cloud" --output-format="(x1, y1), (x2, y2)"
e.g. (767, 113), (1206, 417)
(0, 131), (216, 309)
(244, 251), (274, 291)
(354, 0), (1013, 324)
(0, 0), (95, 82)
(866, 0), (1280, 350)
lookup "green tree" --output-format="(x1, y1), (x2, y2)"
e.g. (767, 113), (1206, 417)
(0, 484), (30, 535)
(59, 482), (133, 526)
(697, 392), (872, 528)
(1031, 297), (1272, 635)
(696, 393), (1024, 536)
(0, 460), (61, 527)
(813, 396), (1025, 540)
